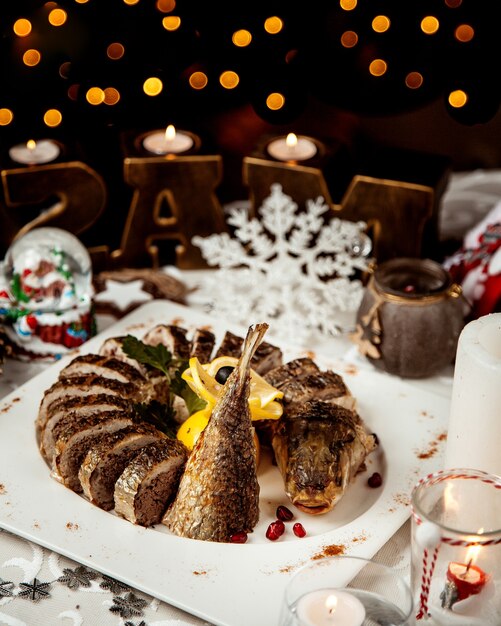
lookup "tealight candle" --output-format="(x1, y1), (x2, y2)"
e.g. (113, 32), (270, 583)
(142, 124), (194, 155)
(296, 589), (366, 626)
(267, 133), (318, 162)
(9, 139), (60, 165)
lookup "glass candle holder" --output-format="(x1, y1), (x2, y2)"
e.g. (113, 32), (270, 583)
(411, 469), (501, 625)
(279, 555), (413, 626)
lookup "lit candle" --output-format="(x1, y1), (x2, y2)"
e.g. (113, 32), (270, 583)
(267, 132), (318, 162)
(142, 124), (194, 155)
(296, 589), (366, 626)
(9, 139), (61, 165)
(446, 543), (487, 603)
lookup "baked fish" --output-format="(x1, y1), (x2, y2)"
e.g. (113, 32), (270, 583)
(270, 399), (377, 514)
(163, 323), (268, 541)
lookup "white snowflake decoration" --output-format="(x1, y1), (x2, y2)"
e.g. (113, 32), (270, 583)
(192, 183), (372, 341)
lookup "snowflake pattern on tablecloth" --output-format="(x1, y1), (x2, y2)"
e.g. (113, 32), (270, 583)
(17, 578), (52, 601)
(58, 565), (99, 589)
(109, 591), (148, 618)
(100, 574), (132, 594)
(0, 577), (14, 597)
(193, 183), (372, 341)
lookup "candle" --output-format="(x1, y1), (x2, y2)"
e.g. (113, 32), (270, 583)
(445, 313), (501, 476)
(9, 139), (60, 165)
(267, 133), (318, 162)
(142, 124), (194, 155)
(447, 561), (486, 601)
(296, 589), (366, 626)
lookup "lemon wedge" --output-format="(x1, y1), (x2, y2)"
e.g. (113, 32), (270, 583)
(177, 407), (211, 450)
(181, 356), (283, 421)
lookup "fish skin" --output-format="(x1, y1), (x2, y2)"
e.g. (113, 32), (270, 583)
(271, 399), (377, 515)
(163, 323), (268, 542)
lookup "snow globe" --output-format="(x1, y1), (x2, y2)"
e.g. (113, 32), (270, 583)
(0, 227), (96, 360)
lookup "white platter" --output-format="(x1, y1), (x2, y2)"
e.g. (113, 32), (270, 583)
(0, 300), (451, 626)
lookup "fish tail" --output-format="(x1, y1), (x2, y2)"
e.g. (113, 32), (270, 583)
(236, 323), (269, 383)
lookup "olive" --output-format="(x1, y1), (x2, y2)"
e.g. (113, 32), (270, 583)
(215, 366), (234, 384)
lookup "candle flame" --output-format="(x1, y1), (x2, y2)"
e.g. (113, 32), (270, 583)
(464, 528), (484, 566)
(27, 139), (36, 150)
(325, 594), (338, 615)
(286, 132), (298, 148)
(165, 124), (176, 141)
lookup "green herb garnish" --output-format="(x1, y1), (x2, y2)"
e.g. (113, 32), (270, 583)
(122, 334), (206, 435)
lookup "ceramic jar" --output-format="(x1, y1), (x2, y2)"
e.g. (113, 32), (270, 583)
(353, 258), (467, 378)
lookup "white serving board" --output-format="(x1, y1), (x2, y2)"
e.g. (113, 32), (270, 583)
(0, 300), (451, 626)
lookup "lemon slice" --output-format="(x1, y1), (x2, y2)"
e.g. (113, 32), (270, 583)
(182, 357), (222, 405)
(182, 356), (284, 421)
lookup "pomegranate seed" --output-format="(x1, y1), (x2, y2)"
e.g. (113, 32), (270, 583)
(276, 505), (294, 522)
(293, 522), (306, 538)
(266, 520), (285, 541)
(368, 472), (383, 488)
(230, 531), (248, 543)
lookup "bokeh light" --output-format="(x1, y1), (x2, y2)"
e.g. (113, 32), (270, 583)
(219, 71), (239, 89)
(48, 8), (67, 26)
(372, 15), (390, 33)
(162, 16), (181, 31)
(103, 87), (120, 105)
(107, 43), (125, 60)
(44, 108), (62, 127)
(0, 109), (14, 126)
(455, 24), (474, 42)
(13, 19), (32, 37)
(340, 0), (357, 11)
(86, 86), (105, 104)
(369, 58), (387, 76)
(266, 92), (285, 110)
(156, 0), (175, 11)
(448, 89), (468, 108)
(189, 71), (208, 90)
(232, 29), (252, 47)
(341, 31), (358, 48)
(23, 49), (41, 67)
(264, 16), (283, 34)
(405, 72), (424, 89)
(421, 16), (439, 34)
(143, 76), (163, 95)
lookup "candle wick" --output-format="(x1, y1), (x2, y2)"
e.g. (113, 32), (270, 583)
(464, 558), (472, 575)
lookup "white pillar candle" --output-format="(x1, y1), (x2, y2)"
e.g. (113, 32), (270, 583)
(296, 589), (366, 626)
(445, 313), (501, 475)
(142, 124), (194, 155)
(267, 132), (318, 162)
(9, 139), (60, 165)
